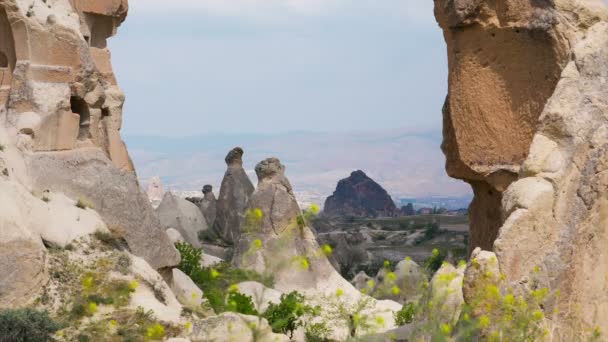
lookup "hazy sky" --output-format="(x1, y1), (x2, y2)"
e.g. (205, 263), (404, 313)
(109, 0), (447, 136)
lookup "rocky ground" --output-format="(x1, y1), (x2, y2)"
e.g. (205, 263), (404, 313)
(313, 215), (469, 279)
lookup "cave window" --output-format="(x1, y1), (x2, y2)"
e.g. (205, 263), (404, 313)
(70, 96), (91, 140)
(0, 52), (7, 68)
(101, 108), (110, 117)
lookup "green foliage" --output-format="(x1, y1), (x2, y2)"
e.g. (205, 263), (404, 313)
(304, 322), (331, 342)
(414, 223), (443, 245)
(226, 292), (258, 316)
(0, 308), (63, 342)
(394, 302), (416, 326)
(175, 242), (273, 313)
(423, 248), (446, 275)
(263, 291), (316, 338)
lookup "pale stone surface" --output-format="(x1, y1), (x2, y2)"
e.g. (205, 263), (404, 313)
(171, 268), (204, 310)
(166, 228), (185, 244)
(146, 176), (165, 209)
(429, 263), (465, 325)
(27, 149), (180, 269)
(156, 191), (207, 249)
(200, 253), (223, 268)
(434, 0), (608, 252)
(129, 256), (183, 323)
(191, 312), (290, 342)
(235, 281), (283, 312)
(493, 20), (608, 337)
(213, 147), (255, 245)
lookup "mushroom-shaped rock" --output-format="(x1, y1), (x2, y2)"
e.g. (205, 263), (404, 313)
(213, 147), (255, 245)
(147, 176), (165, 209)
(156, 192), (208, 248)
(233, 158), (359, 296)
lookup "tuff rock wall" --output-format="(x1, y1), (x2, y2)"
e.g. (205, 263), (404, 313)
(0, 0), (179, 305)
(436, 0), (608, 337)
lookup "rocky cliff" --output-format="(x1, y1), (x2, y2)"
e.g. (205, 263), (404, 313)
(0, 0), (179, 308)
(324, 170), (398, 218)
(437, 0), (608, 336)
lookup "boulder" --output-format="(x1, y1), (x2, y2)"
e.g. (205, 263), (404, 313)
(373, 259), (427, 303)
(190, 312), (290, 342)
(156, 192), (208, 249)
(213, 147), (255, 245)
(27, 149), (180, 269)
(0, 180), (48, 308)
(324, 170), (398, 218)
(166, 228), (185, 244)
(171, 268), (204, 310)
(429, 262), (465, 325)
(235, 281), (283, 312)
(200, 253), (223, 268)
(352, 271), (373, 292)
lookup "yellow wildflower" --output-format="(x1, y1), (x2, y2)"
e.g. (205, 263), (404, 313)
(375, 316), (385, 326)
(322, 244), (333, 256)
(253, 239), (263, 249)
(336, 288), (344, 297)
(310, 204), (320, 214)
(87, 302), (98, 315)
(440, 323), (452, 336)
(228, 284), (239, 293)
(210, 269), (220, 279)
(479, 315), (490, 329)
(391, 286), (401, 295)
(128, 280), (139, 291)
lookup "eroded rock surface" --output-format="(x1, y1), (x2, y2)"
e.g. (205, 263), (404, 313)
(156, 191), (207, 249)
(213, 147), (254, 245)
(0, 0), (179, 270)
(437, 0), (608, 336)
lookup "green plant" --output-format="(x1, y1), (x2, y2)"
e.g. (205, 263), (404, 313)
(226, 292), (258, 316)
(263, 291), (316, 338)
(394, 302), (416, 326)
(175, 242), (273, 313)
(423, 248), (446, 275)
(305, 322), (331, 342)
(0, 308), (63, 342)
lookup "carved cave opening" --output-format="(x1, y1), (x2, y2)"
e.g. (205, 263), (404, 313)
(71, 96), (91, 140)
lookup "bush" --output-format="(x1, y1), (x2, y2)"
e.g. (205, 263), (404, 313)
(226, 292), (258, 316)
(263, 291), (316, 338)
(394, 302), (416, 326)
(305, 322), (331, 342)
(175, 242), (273, 313)
(423, 248), (446, 275)
(0, 308), (63, 342)
(75, 198), (93, 210)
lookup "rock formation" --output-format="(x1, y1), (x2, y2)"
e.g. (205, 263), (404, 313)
(156, 191), (208, 249)
(324, 170), (398, 218)
(436, 0), (608, 336)
(198, 184), (217, 227)
(146, 176), (165, 209)
(233, 158), (401, 338)
(0, 0), (179, 311)
(213, 147), (255, 245)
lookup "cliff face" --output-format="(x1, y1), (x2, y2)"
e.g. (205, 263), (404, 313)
(437, 0), (608, 336)
(0, 0), (179, 278)
(324, 170), (398, 218)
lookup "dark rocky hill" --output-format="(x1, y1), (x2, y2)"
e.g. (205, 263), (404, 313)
(324, 170), (398, 218)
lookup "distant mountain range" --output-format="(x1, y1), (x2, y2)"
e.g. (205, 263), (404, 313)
(124, 128), (472, 207)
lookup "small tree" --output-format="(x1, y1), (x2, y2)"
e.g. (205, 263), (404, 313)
(263, 291), (316, 338)
(0, 308), (63, 342)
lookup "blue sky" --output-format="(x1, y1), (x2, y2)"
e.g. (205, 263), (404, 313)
(109, 0), (447, 136)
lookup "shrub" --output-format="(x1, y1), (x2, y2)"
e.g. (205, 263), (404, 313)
(305, 322), (331, 342)
(423, 248), (446, 275)
(0, 308), (63, 342)
(175, 242), (273, 313)
(226, 292), (258, 316)
(0, 144), (4, 151)
(263, 291), (316, 338)
(394, 302), (416, 326)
